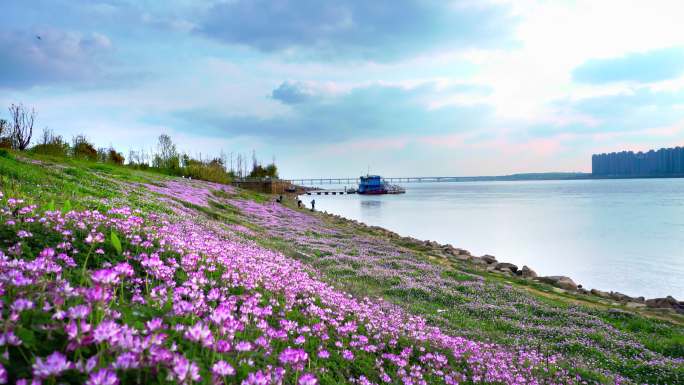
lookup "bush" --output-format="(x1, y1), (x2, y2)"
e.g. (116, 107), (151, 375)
(248, 163), (278, 178)
(108, 149), (125, 165)
(72, 135), (98, 161)
(183, 158), (232, 184)
(31, 129), (69, 157)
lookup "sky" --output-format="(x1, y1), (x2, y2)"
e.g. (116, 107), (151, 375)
(1, 0), (684, 177)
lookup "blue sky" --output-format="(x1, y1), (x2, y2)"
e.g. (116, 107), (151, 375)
(1, 0), (684, 177)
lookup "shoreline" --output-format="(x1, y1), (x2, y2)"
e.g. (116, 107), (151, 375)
(310, 206), (684, 315)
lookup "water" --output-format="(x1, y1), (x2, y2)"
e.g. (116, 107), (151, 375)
(303, 178), (684, 299)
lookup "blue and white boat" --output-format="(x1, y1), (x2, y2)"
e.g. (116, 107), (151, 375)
(357, 175), (405, 195)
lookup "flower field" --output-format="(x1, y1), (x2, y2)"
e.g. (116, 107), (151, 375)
(0, 152), (682, 384)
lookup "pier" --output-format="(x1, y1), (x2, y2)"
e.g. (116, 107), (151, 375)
(304, 189), (355, 195)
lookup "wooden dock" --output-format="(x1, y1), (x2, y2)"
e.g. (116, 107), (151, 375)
(304, 190), (355, 195)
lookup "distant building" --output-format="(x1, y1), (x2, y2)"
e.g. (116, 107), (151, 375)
(592, 146), (684, 176)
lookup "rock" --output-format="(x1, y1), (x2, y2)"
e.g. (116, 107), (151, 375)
(487, 264), (512, 275)
(520, 265), (537, 278)
(645, 296), (684, 313)
(494, 262), (518, 273)
(470, 257), (489, 266)
(590, 289), (611, 299)
(480, 254), (498, 264)
(535, 276), (578, 291)
(454, 248), (470, 256)
(609, 291), (637, 303)
(452, 254), (471, 262)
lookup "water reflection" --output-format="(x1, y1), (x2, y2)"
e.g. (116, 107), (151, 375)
(360, 199), (382, 208)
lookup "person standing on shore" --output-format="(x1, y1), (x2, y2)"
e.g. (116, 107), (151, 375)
(310, 199), (315, 211)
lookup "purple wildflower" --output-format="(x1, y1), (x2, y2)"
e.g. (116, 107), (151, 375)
(212, 360), (235, 376)
(33, 351), (71, 378)
(86, 368), (119, 385)
(299, 373), (318, 385)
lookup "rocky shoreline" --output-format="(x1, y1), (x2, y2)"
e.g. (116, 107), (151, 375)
(323, 212), (684, 315)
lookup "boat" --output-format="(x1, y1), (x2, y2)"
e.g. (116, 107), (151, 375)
(357, 175), (405, 195)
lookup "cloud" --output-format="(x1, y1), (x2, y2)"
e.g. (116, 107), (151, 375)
(271, 82), (315, 104)
(573, 47), (684, 84)
(0, 29), (113, 88)
(171, 82), (493, 142)
(197, 0), (516, 61)
(529, 87), (684, 137)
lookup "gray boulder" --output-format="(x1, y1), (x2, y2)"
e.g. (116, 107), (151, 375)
(494, 262), (518, 273)
(520, 265), (537, 278)
(536, 276), (578, 291)
(470, 257), (489, 266)
(645, 296), (684, 313)
(590, 289), (611, 299)
(610, 292), (634, 303)
(480, 254), (498, 264)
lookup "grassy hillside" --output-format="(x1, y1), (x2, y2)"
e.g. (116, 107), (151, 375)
(0, 151), (681, 384)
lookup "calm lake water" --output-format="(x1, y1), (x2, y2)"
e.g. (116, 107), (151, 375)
(303, 178), (684, 299)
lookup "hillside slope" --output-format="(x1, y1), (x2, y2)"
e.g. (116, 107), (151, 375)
(0, 152), (681, 384)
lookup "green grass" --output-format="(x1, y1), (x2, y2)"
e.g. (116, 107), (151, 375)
(2, 150), (683, 384)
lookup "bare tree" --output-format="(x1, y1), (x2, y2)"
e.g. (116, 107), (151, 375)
(39, 127), (55, 145)
(0, 119), (8, 138)
(8, 103), (35, 150)
(236, 153), (243, 178)
(157, 134), (177, 161)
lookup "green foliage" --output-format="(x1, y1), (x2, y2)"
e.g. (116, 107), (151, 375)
(72, 135), (98, 161)
(32, 129), (70, 157)
(248, 162), (278, 178)
(183, 157), (232, 184)
(111, 230), (122, 254)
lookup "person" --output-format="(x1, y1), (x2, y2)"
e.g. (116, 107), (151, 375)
(297, 199), (302, 208)
(278, 194), (283, 203)
(310, 199), (316, 211)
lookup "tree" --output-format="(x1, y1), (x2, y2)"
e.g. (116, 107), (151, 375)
(0, 119), (9, 148)
(157, 134), (176, 161)
(153, 134), (180, 171)
(8, 103), (35, 150)
(0, 119), (7, 137)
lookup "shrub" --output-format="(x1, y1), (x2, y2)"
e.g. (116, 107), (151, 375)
(108, 149), (125, 165)
(183, 157), (232, 184)
(249, 162), (278, 178)
(72, 135), (98, 161)
(31, 128), (70, 157)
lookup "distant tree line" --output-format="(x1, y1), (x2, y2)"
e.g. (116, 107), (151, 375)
(592, 146), (684, 176)
(0, 103), (278, 184)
